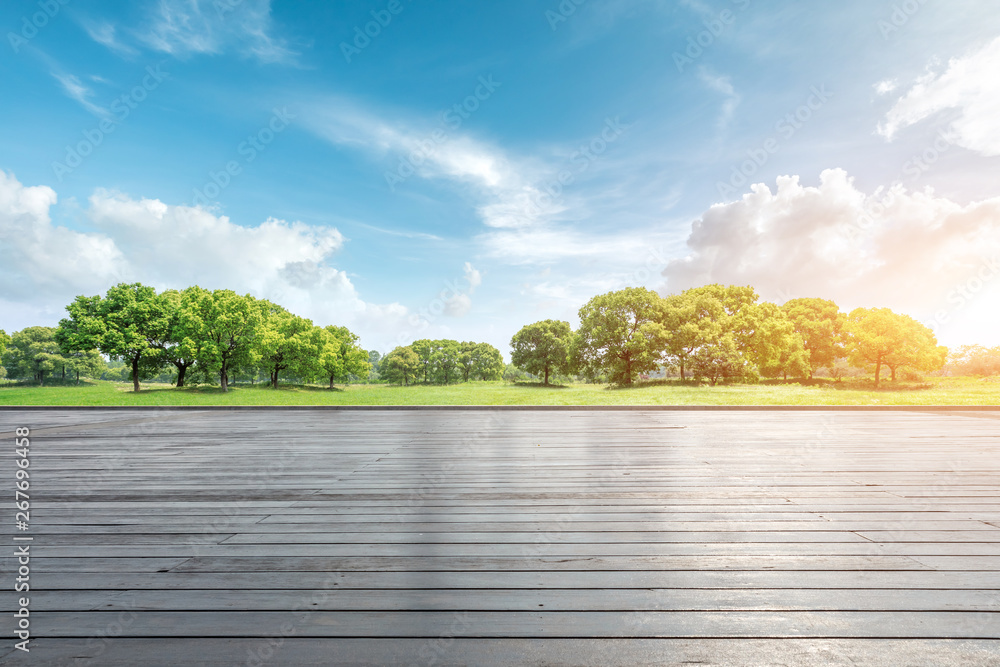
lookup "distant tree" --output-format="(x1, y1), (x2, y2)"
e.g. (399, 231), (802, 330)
(432, 339), (461, 384)
(510, 320), (574, 385)
(948, 345), (1000, 376)
(380, 346), (421, 386)
(689, 334), (751, 385)
(471, 343), (504, 381)
(179, 288), (266, 392)
(149, 289), (202, 387)
(256, 303), (315, 389)
(411, 339), (435, 384)
(0, 329), (9, 379)
(748, 302), (810, 380)
(576, 287), (668, 385)
(368, 350), (382, 382)
(63, 349), (107, 384)
(660, 292), (725, 380)
(56, 283), (169, 392)
(845, 307), (946, 387)
(2, 327), (64, 385)
(782, 298), (846, 377)
(315, 325), (370, 388)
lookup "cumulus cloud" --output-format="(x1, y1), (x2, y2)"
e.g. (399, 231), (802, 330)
(662, 168), (1000, 319)
(0, 171), (126, 302)
(879, 36), (1000, 156)
(0, 173), (412, 350)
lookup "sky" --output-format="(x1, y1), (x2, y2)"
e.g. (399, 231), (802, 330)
(1, 0), (999, 357)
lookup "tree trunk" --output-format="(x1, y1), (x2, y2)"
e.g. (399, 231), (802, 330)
(220, 365), (229, 393)
(874, 360), (881, 389)
(176, 364), (187, 388)
(679, 360), (685, 381)
(38, 371), (44, 386)
(329, 375), (335, 389)
(271, 369), (279, 389)
(544, 366), (550, 386)
(76, 370), (80, 385)
(61, 365), (66, 380)
(891, 367), (897, 382)
(132, 357), (140, 392)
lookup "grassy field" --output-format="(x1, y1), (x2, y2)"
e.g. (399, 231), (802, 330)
(1, 376), (998, 406)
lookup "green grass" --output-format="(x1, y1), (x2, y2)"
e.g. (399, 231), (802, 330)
(1, 376), (998, 406)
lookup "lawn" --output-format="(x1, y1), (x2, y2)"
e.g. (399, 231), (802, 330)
(1, 377), (999, 406)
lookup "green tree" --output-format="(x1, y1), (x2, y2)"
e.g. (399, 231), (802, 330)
(2, 327), (64, 384)
(782, 298), (846, 377)
(948, 345), (1000, 376)
(56, 283), (169, 392)
(256, 303), (316, 389)
(314, 325), (370, 388)
(576, 287), (668, 385)
(63, 349), (107, 384)
(689, 334), (751, 385)
(148, 288), (203, 387)
(660, 292), (726, 380)
(0, 329), (9, 379)
(471, 343), (504, 381)
(748, 302), (810, 380)
(845, 307), (945, 387)
(510, 320), (574, 385)
(380, 346), (421, 386)
(180, 288), (266, 392)
(432, 339), (461, 384)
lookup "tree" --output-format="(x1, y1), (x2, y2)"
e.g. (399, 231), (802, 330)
(845, 307), (945, 387)
(149, 289), (202, 387)
(380, 346), (421, 386)
(660, 292), (725, 380)
(0, 329), (9, 379)
(432, 339), (461, 384)
(63, 349), (107, 385)
(471, 343), (504, 381)
(2, 327), (64, 385)
(576, 288), (668, 385)
(56, 283), (169, 392)
(180, 288), (266, 392)
(747, 302), (810, 380)
(314, 326), (370, 388)
(256, 303), (315, 389)
(689, 334), (751, 385)
(782, 298), (846, 377)
(948, 345), (1000, 376)
(510, 320), (574, 385)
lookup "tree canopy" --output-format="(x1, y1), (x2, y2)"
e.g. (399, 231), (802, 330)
(576, 287), (668, 385)
(510, 320), (575, 385)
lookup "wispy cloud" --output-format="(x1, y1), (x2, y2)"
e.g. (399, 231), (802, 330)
(879, 35), (1000, 156)
(83, 20), (139, 57)
(50, 71), (107, 117)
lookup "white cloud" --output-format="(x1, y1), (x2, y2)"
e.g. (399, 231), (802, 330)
(874, 79), (898, 95)
(0, 173), (411, 350)
(83, 21), (139, 56)
(133, 0), (298, 64)
(879, 36), (1000, 156)
(698, 68), (741, 133)
(0, 171), (126, 302)
(463, 262), (482, 292)
(50, 71), (106, 116)
(662, 169), (1000, 323)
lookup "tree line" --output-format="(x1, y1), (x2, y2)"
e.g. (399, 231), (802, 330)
(2, 283), (374, 392)
(508, 285), (949, 388)
(380, 340), (505, 385)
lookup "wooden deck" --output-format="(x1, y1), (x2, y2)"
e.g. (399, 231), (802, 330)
(2, 408), (999, 666)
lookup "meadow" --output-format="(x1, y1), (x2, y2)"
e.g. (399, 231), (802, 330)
(1, 376), (998, 406)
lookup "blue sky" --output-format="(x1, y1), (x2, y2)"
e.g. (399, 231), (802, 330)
(2, 0), (1000, 355)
